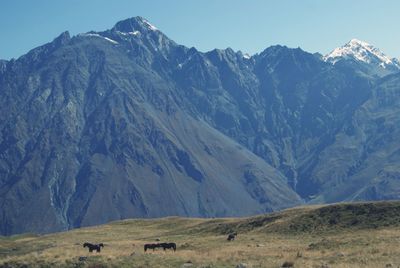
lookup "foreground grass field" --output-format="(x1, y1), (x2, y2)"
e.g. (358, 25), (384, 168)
(2, 201), (400, 267)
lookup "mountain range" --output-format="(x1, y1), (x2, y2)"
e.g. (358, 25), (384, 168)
(0, 17), (399, 235)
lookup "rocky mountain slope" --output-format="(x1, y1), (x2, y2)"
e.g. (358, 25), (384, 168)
(0, 17), (399, 235)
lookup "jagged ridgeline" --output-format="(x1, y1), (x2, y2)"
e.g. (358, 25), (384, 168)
(0, 17), (400, 235)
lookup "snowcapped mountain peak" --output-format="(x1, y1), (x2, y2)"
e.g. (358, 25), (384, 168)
(323, 39), (400, 70)
(112, 16), (159, 34)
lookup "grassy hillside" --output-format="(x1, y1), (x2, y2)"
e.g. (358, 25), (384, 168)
(2, 201), (400, 267)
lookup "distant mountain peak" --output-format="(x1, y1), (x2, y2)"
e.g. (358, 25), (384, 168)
(323, 39), (400, 70)
(112, 16), (159, 33)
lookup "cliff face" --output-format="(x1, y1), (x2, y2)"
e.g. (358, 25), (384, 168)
(0, 17), (399, 235)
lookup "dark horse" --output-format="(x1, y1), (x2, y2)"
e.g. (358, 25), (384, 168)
(83, 242), (104, 252)
(160, 242), (176, 251)
(227, 232), (237, 241)
(144, 242), (176, 252)
(144, 243), (158, 252)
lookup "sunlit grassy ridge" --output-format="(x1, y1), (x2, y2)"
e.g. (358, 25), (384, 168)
(2, 201), (400, 267)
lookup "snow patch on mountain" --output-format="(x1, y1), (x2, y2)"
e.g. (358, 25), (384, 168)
(80, 33), (119, 44)
(117, 30), (141, 36)
(143, 19), (158, 31)
(243, 53), (251, 59)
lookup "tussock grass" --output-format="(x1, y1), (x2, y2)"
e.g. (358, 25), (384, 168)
(1, 201), (400, 267)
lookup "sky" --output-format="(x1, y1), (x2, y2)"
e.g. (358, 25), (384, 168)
(1, 0), (399, 60)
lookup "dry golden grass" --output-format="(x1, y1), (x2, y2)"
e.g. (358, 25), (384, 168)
(2, 202), (400, 267)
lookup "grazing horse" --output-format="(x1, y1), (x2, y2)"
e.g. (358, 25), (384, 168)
(227, 232), (237, 241)
(160, 242), (176, 251)
(144, 243), (159, 252)
(83, 242), (104, 252)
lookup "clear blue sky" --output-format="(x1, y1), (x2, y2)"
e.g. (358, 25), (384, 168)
(1, 0), (399, 60)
